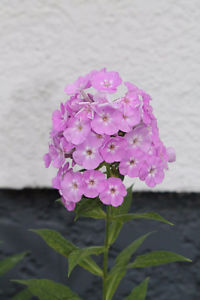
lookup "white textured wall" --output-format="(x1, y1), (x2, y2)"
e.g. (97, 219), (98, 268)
(0, 0), (200, 191)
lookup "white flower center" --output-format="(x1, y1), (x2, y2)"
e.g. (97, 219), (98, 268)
(84, 146), (95, 159)
(87, 177), (96, 188)
(108, 185), (119, 197)
(107, 142), (118, 153)
(71, 180), (78, 191)
(100, 113), (111, 125)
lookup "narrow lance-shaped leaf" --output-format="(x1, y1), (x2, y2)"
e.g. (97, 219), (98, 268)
(75, 197), (105, 220)
(106, 232), (154, 300)
(112, 212), (173, 226)
(30, 229), (103, 277)
(10, 288), (32, 300)
(124, 277), (150, 300)
(108, 185), (133, 246)
(129, 250), (192, 268)
(68, 246), (105, 276)
(0, 252), (27, 277)
(13, 279), (82, 300)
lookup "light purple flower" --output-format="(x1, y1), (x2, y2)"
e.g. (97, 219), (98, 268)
(43, 153), (51, 168)
(64, 118), (90, 145)
(139, 156), (165, 187)
(91, 70), (122, 93)
(167, 147), (176, 163)
(100, 136), (126, 163)
(91, 106), (121, 135)
(60, 171), (83, 203)
(82, 170), (106, 198)
(125, 125), (151, 152)
(44, 68), (176, 199)
(64, 74), (91, 95)
(52, 103), (68, 132)
(73, 136), (103, 170)
(52, 162), (70, 190)
(118, 108), (141, 133)
(62, 197), (76, 211)
(119, 149), (145, 178)
(99, 177), (127, 207)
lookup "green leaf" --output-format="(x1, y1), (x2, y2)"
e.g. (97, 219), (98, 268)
(108, 222), (123, 246)
(129, 250), (192, 268)
(68, 246), (105, 276)
(13, 279), (82, 300)
(0, 252), (27, 277)
(75, 197), (105, 220)
(10, 288), (32, 300)
(124, 277), (149, 300)
(108, 185), (133, 246)
(106, 232), (153, 300)
(112, 212), (173, 226)
(31, 229), (103, 277)
(30, 229), (75, 257)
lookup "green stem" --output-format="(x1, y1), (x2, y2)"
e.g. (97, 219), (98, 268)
(103, 206), (111, 300)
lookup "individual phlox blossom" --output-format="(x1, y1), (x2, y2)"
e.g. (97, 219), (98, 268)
(100, 136), (127, 163)
(139, 156), (165, 187)
(64, 118), (91, 145)
(142, 100), (155, 125)
(43, 153), (51, 168)
(125, 125), (152, 153)
(73, 136), (103, 170)
(166, 147), (176, 163)
(44, 144), (65, 169)
(119, 149), (146, 178)
(82, 170), (106, 198)
(124, 81), (154, 125)
(153, 141), (169, 170)
(52, 103), (68, 132)
(62, 197), (76, 211)
(52, 163), (70, 190)
(91, 70), (122, 93)
(64, 74), (91, 95)
(91, 106), (121, 135)
(118, 108), (141, 133)
(99, 177), (127, 207)
(87, 131), (107, 147)
(119, 91), (140, 113)
(60, 170), (83, 203)
(43, 137), (74, 169)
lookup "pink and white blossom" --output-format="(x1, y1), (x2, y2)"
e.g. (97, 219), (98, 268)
(60, 171), (83, 203)
(119, 149), (145, 178)
(99, 177), (127, 207)
(100, 136), (126, 163)
(125, 125), (151, 152)
(64, 118), (90, 145)
(82, 170), (106, 198)
(91, 70), (122, 93)
(91, 106), (121, 135)
(139, 156), (165, 187)
(73, 136), (103, 170)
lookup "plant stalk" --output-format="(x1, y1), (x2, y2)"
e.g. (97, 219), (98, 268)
(103, 206), (111, 300)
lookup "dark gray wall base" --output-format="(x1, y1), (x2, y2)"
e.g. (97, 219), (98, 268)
(0, 189), (199, 300)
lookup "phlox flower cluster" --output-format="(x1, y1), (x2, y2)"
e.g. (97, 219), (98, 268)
(44, 68), (176, 211)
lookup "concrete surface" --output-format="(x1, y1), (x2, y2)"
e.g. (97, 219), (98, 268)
(0, 0), (200, 191)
